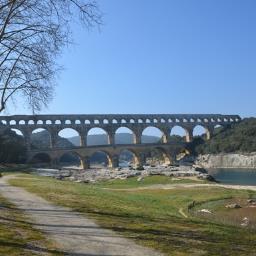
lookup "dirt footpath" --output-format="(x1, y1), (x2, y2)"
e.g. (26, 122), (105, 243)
(0, 175), (162, 256)
(104, 183), (256, 191)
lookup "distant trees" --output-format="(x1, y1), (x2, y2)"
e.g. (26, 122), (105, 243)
(0, 0), (101, 113)
(0, 129), (26, 163)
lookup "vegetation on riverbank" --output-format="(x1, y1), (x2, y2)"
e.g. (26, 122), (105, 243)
(9, 173), (256, 256)
(0, 194), (62, 256)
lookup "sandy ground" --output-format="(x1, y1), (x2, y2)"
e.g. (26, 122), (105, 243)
(0, 175), (162, 256)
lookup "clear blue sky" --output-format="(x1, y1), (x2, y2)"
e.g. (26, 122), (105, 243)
(8, 0), (256, 117)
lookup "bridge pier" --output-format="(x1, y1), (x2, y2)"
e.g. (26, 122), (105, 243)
(51, 157), (59, 168)
(81, 156), (90, 169)
(135, 133), (141, 144)
(23, 131), (31, 151)
(80, 134), (86, 147)
(50, 131), (58, 148)
(137, 152), (146, 168)
(108, 133), (115, 145)
(111, 155), (119, 168)
(185, 130), (193, 143)
(205, 127), (214, 140)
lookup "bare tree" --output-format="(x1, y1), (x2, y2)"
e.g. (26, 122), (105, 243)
(0, 0), (101, 113)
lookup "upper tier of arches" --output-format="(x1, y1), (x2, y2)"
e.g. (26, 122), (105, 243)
(0, 114), (241, 127)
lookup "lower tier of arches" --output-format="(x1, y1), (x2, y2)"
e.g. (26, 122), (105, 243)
(27, 144), (182, 169)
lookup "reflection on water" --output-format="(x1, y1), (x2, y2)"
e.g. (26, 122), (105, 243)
(208, 168), (256, 185)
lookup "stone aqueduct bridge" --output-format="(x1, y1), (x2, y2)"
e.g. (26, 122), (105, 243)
(0, 114), (241, 169)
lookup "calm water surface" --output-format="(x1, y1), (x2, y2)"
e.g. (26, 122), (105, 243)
(208, 168), (256, 185)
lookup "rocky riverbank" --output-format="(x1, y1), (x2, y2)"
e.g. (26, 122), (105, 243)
(196, 153), (256, 169)
(49, 165), (214, 183)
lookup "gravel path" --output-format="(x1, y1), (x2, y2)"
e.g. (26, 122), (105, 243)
(0, 175), (163, 256)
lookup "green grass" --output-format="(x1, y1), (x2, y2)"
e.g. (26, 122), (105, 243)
(8, 173), (256, 256)
(0, 194), (62, 256)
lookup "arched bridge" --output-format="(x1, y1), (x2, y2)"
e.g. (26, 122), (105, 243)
(0, 114), (241, 168)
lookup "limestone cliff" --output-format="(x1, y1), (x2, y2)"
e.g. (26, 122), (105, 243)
(196, 153), (256, 169)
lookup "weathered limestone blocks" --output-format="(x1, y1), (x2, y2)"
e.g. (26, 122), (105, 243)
(196, 153), (256, 169)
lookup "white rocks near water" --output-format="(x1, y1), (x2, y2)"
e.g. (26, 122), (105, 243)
(50, 165), (213, 184)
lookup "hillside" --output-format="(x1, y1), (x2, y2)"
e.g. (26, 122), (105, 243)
(190, 118), (256, 154)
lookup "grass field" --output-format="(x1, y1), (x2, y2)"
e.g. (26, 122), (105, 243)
(0, 193), (62, 256)
(7, 173), (256, 256)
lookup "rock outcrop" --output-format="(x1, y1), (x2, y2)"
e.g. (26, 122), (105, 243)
(196, 153), (256, 169)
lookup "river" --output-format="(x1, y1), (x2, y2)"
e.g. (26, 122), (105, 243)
(208, 168), (256, 185)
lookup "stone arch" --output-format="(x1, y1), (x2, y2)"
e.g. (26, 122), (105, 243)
(115, 127), (136, 144)
(213, 124), (225, 135)
(10, 120), (16, 125)
(170, 126), (189, 142)
(58, 128), (80, 148)
(142, 126), (167, 144)
(59, 151), (83, 168)
(89, 151), (113, 168)
(118, 149), (139, 168)
(0, 119), (7, 125)
(29, 152), (51, 165)
(31, 128), (51, 149)
(87, 127), (110, 146)
(10, 128), (24, 137)
(192, 125), (210, 140)
(65, 119), (71, 125)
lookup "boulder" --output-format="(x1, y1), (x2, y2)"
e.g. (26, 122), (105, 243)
(198, 209), (212, 214)
(225, 203), (241, 209)
(241, 217), (249, 227)
(247, 199), (256, 204)
(137, 176), (144, 182)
